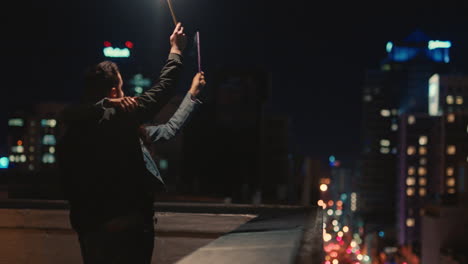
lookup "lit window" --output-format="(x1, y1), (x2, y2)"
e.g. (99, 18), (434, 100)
(406, 177), (416, 186)
(406, 218), (415, 227)
(418, 167), (427, 176)
(419, 158), (427, 165)
(447, 188), (456, 194)
(381, 109), (391, 117)
(320, 184), (328, 192)
(391, 109), (398, 116)
(49, 147), (55, 154)
(446, 167), (454, 176)
(407, 146), (416, 155)
(408, 166), (416, 175)
(419, 188), (426, 197)
(364, 95), (372, 102)
(419, 178), (427, 186)
(29, 146), (35, 152)
(12, 146), (24, 153)
(41, 119), (57, 128)
(380, 147), (390, 154)
(406, 188), (415, 196)
(391, 124), (398, 131)
(456, 96), (463, 105)
(408, 115), (416, 125)
(446, 178), (456, 187)
(446, 95), (454, 104)
(380, 139), (391, 147)
(447, 113), (455, 123)
(418, 136), (428, 145)
(42, 135), (56, 145)
(42, 153), (55, 164)
(8, 118), (24, 127)
(419, 147), (427, 155)
(447, 145), (456, 155)
(19, 155), (27, 163)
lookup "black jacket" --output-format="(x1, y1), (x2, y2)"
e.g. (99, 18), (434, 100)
(57, 53), (183, 233)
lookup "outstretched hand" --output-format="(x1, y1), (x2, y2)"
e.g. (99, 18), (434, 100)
(189, 71), (206, 98)
(170, 22), (187, 55)
(106, 97), (139, 112)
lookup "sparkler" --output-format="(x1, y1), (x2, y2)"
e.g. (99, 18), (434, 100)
(196, 31), (201, 72)
(166, 0), (178, 26)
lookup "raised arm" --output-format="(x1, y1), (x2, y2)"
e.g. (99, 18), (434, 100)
(145, 71), (206, 142)
(132, 22), (187, 123)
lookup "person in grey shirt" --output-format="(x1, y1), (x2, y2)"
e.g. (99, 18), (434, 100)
(137, 71), (206, 190)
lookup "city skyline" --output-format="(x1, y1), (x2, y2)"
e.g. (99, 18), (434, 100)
(4, 1), (468, 163)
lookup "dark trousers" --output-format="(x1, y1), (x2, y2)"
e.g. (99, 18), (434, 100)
(77, 213), (156, 264)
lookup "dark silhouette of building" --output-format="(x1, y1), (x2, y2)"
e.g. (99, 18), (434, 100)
(7, 103), (66, 199)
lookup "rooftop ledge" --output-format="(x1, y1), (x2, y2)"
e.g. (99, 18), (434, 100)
(0, 199), (323, 264)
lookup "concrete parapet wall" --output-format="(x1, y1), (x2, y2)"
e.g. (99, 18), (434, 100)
(0, 200), (322, 264)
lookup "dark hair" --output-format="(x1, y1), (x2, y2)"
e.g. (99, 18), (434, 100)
(83, 60), (121, 103)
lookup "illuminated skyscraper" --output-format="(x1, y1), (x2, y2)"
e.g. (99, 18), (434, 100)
(359, 30), (452, 244)
(397, 73), (468, 248)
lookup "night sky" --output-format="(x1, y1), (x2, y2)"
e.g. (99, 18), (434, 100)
(4, 1), (468, 165)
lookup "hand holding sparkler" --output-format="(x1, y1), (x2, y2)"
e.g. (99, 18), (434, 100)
(189, 71), (206, 98)
(170, 22), (187, 55)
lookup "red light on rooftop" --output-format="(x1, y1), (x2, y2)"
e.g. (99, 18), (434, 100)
(104, 41), (112, 47)
(125, 41), (134, 49)
(17, 140), (23, 146)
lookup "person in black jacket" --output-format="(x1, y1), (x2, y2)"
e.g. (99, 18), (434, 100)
(57, 22), (187, 264)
